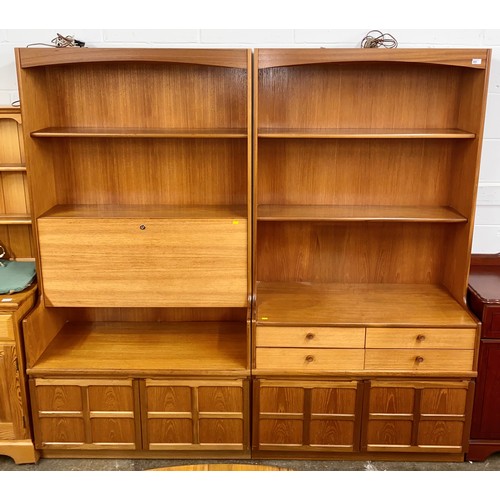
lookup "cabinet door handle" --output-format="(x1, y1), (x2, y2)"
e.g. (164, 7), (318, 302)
(416, 334), (426, 342)
(305, 333), (315, 340)
(305, 355), (315, 363)
(415, 356), (424, 363)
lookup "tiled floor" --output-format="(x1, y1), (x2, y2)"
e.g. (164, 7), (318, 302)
(2, 454), (500, 471)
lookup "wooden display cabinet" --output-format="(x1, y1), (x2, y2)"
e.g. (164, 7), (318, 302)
(16, 48), (252, 458)
(466, 255), (500, 461)
(0, 106), (37, 464)
(0, 286), (37, 463)
(0, 107), (34, 259)
(252, 49), (490, 461)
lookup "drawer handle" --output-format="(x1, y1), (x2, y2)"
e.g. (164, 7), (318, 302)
(139, 225), (146, 230)
(305, 333), (315, 341)
(305, 355), (315, 363)
(415, 356), (424, 363)
(416, 334), (426, 342)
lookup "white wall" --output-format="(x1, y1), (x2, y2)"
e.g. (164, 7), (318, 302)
(1, 28), (499, 253)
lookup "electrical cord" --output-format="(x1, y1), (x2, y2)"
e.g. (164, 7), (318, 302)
(27, 33), (85, 48)
(361, 30), (398, 48)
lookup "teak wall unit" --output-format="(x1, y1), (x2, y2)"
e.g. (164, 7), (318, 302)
(16, 48), (252, 458)
(252, 49), (489, 461)
(15, 47), (490, 461)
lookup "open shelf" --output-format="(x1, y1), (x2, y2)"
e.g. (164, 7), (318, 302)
(29, 321), (248, 377)
(255, 282), (477, 327)
(40, 204), (248, 220)
(257, 205), (467, 223)
(31, 127), (248, 139)
(0, 214), (31, 225)
(257, 128), (476, 139)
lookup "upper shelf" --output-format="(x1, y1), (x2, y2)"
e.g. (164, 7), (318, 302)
(257, 48), (490, 70)
(31, 127), (248, 139)
(17, 48), (250, 69)
(257, 128), (476, 139)
(257, 205), (467, 223)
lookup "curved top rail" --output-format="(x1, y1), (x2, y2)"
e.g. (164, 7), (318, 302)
(17, 48), (250, 69)
(257, 48), (490, 70)
(0, 106), (21, 124)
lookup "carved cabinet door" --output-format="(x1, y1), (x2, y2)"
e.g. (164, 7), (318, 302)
(253, 379), (363, 453)
(0, 343), (27, 441)
(362, 380), (474, 454)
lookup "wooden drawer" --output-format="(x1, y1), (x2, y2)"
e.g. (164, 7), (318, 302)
(364, 349), (474, 371)
(366, 328), (476, 349)
(255, 326), (365, 348)
(256, 348), (364, 371)
(37, 217), (248, 308)
(0, 314), (14, 341)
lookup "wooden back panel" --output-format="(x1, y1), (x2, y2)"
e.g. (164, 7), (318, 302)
(40, 138), (247, 207)
(20, 62), (248, 130)
(258, 62), (464, 129)
(257, 221), (449, 284)
(258, 138), (454, 206)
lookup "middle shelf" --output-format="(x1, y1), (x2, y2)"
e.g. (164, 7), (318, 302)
(257, 127), (476, 139)
(257, 205), (467, 222)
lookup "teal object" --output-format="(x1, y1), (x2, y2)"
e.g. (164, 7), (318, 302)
(0, 260), (36, 294)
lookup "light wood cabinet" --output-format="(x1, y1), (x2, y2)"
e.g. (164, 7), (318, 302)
(252, 48), (489, 461)
(16, 48), (252, 458)
(0, 287), (37, 463)
(0, 107), (38, 464)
